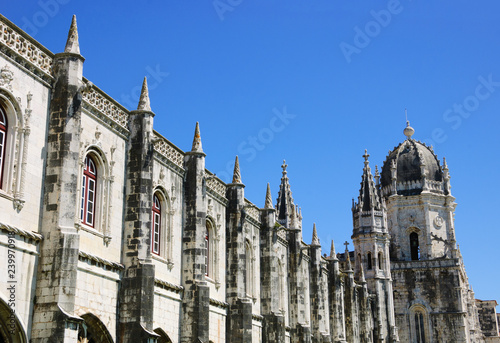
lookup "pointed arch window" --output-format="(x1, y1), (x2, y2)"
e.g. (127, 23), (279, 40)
(367, 252), (372, 270)
(205, 221), (211, 277)
(0, 107), (6, 189)
(414, 312), (425, 343)
(410, 305), (429, 343)
(81, 155), (97, 227)
(410, 232), (420, 260)
(152, 193), (161, 255)
(245, 240), (254, 297)
(378, 252), (383, 270)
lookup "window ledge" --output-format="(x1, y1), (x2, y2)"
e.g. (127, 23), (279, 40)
(205, 276), (221, 289)
(76, 223), (111, 246)
(0, 190), (25, 211)
(152, 254), (174, 270)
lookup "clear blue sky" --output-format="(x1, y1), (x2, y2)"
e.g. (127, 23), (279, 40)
(3, 1), (499, 307)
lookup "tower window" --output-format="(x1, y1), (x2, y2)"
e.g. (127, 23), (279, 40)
(152, 193), (161, 255)
(367, 252), (372, 270)
(378, 252), (383, 270)
(410, 232), (420, 260)
(205, 222), (210, 276)
(0, 107), (7, 189)
(81, 155), (97, 227)
(415, 312), (426, 343)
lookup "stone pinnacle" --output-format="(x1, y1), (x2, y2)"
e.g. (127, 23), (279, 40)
(191, 122), (203, 153)
(232, 156), (242, 184)
(64, 15), (80, 54)
(137, 77), (151, 111)
(311, 223), (320, 246)
(264, 183), (273, 209)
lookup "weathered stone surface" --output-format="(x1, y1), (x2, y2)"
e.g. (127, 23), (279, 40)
(0, 12), (495, 343)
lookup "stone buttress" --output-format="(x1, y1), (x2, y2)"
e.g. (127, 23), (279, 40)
(31, 16), (86, 342)
(118, 77), (158, 342)
(260, 183), (286, 343)
(225, 156), (253, 342)
(180, 122), (210, 343)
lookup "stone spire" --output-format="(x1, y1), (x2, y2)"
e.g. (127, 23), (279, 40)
(344, 241), (352, 271)
(137, 77), (152, 111)
(232, 156), (242, 184)
(64, 15), (80, 54)
(191, 122), (203, 153)
(264, 183), (273, 209)
(330, 240), (337, 259)
(357, 150), (380, 212)
(276, 160), (295, 227)
(311, 223), (320, 246)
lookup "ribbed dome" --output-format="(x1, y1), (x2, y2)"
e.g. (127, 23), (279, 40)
(381, 139), (442, 196)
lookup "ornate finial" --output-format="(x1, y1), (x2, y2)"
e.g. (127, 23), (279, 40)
(232, 156), (242, 184)
(64, 15), (80, 54)
(363, 149), (370, 167)
(403, 116), (415, 140)
(137, 77), (152, 111)
(191, 122), (203, 153)
(281, 159), (288, 176)
(311, 223), (320, 246)
(264, 183), (273, 209)
(330, 240), (337, 259)
(443, 157), (448, 169)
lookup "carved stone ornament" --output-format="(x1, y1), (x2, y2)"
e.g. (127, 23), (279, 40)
(0, 65), (14, 90)
(433, 215), (444, 229)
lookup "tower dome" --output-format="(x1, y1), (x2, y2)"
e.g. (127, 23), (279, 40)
(380, 123), (445, 196)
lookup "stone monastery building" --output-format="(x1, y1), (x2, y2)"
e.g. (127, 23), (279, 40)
(0, 13), (499, 343)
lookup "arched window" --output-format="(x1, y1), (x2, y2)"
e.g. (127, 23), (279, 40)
(154, 328), (173, 343)
(414, 312), (425, 343)
(0, 107), (7, 189)
(78, 313), (113, 343)
(81, 155), (97, 227)
(0, 94), (29, 209)
(152, 193), (161, 255)
(378, 252), (383, 270)
(410, 306), (429, 343)
(245, 240), (254, 297)
(367, 252), (372, 270)
(205, 221), (210, 277)
(410, 232), (420, 260)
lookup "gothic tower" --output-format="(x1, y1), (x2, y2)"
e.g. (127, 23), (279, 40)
(352, 150), (398, 343)
(380, 122), (482, 343)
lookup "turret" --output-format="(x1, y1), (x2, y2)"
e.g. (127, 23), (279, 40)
(118, 77), (158, 342)
(32, 16), (87, 342)
(226, 156), (253, 342)
(180, 122), (210, 343)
